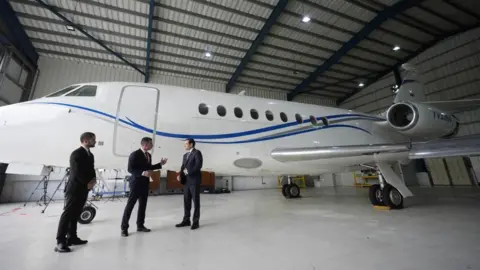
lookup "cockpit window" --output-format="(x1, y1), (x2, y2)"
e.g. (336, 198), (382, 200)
(66, 85), (97, 97)
(44, 85), (79, 97)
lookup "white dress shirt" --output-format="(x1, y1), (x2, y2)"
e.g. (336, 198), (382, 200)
(184, 148), (193, 175)
(141, 149), (150, 176)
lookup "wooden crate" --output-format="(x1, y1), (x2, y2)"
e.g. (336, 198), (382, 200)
(148, 170), (161, 193)
(166, 170), (215, 189)
(166, 170), (183, 189)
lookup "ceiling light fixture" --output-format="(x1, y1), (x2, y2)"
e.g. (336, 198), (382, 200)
(393, 45), (400, 51)
(205, 52), (212, 57)
(65, 25), (75, 31)
(302, 16), (311, 23)
(358, 82), (365, 87)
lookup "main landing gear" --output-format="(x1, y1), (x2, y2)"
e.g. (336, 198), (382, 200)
(369, 183), (404, 209)
(367, 162), (413, 209)
(282, 177), (301, 199)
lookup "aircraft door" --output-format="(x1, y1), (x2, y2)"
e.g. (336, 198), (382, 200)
(113, 85), (160, 157)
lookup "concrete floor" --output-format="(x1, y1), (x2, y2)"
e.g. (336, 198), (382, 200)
(0, 187), (479, 270)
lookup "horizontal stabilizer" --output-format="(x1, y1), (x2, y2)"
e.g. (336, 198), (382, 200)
(422, 99), (480, 114)
(271, 135), (480, 162)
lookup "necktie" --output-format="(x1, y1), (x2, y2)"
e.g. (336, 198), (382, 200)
(145, 152), (150, 163)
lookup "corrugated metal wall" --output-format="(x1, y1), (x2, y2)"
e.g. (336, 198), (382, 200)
(339, 26), (480, 186)
(293, 94), (337, 107)
(33, 55), (337, 107)
(33, 56), (144, 98)
(339, 73), (396, 115)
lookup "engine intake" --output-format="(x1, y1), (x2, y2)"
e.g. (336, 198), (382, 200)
(386, 102), (418, 131)
(386, 101), (458, 139)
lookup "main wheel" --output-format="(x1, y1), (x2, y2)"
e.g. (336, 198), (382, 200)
(382, 185), (404, 209)
(287, 183), (301, 198)
(78, 206), (96, 224)
(368, 184), (384, 206)
(282, 184), (289, 197)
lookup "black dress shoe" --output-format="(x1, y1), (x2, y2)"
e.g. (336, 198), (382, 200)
(175, 221), (191, 228)
(67, 238), (88, 246)
(54, 243), (71, 253)
(191, 223), (199, 230)
(137, 227), (151, 232)
(121, 230), (129, 237)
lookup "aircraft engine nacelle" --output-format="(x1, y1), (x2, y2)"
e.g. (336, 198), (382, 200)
(385, 101), (459, 139)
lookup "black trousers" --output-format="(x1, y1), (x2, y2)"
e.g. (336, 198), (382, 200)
(183, 184), (200, 223)
(56, 191), (88, 244)
(121, 182), (149, 230)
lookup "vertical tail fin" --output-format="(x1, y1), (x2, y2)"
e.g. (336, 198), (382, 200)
(393, 63), (426, 103)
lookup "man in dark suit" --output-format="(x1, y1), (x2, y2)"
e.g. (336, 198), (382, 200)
(176, 138), (203, 230)
(55, 132), (97, 253)
(121, 137), (167, 237)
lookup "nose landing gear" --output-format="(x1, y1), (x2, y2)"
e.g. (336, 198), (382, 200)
(78, 201), (98, 224)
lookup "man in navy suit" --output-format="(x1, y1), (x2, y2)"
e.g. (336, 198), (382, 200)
(176, 138), (203, 230)
(121, 137), (167, 237)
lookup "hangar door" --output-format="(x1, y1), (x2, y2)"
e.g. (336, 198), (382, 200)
(113, 85), (160, 157)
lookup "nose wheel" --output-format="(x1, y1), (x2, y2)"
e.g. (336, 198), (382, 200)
(78, 201), (98, 224)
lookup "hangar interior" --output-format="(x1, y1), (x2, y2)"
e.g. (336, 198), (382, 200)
(1, 0), (479, 202)
(1, 0), (480, 269)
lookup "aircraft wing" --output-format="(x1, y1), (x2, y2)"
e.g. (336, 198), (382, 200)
(271, 135), (480, 162)
(422, 99), (480, 114)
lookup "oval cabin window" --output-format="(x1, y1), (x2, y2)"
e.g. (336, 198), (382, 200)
(280, 112), (288, 122)
(309, 115), (317, 125)
(295, 113), (303, 124)
(320, 116), (329, 126)
(198, 103), (208, 115)
(234, 107), (243, 118)
(250, 109), (259, 120)
(266, 110), (274, 121)
(217, 105), (226, 117)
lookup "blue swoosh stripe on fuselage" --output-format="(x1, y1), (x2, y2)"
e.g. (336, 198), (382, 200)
(194, 124), (371, 144)
(125, 117), (371, 143)
(30, 101), (380, 140)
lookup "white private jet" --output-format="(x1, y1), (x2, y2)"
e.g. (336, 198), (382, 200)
(0, 64), (479, 209)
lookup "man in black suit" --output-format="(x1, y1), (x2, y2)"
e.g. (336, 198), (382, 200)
(121, 137), (167, 237)
(176, 138), (203, 230)
(55, 132), (97, 253)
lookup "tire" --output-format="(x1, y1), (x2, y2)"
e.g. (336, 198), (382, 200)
(282, 184), (289, 197)
(369, 184), (385, 206)
(78, 206), (96, 224)
(287, 183), (301, 198)
(382, 185), (404, 209)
